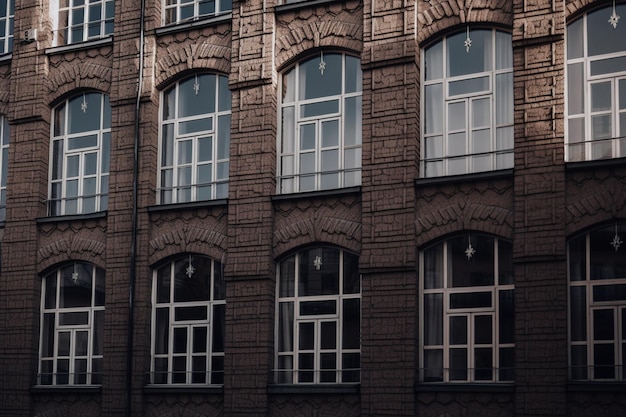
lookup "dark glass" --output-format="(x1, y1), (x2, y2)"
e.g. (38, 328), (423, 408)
(499, 289), (515, 344)
(424, 293), (443, 345)
(298, 248), (340, 296)
(278, 302), (293, 352)
(569, 235), (586, 281)
(590, 224), (626, 280)
(298, 322), (314, 350)
(593, 309), (614, 341)
(173, 256), (211, 302)
(498, 240), (514, 285)
(448, 235), (494, 287)
(587, 4), (626, 57)
(474, 315), (492, 344)
(320, 321), (337, 350)
(449, 292), (492, 309)
(212, 304), (225, 352)
(279, 256), (295, 297)
(299, 53), (342, 100)
(449, 348), (468, 381)
(593, 343), (615, 379)
(299, 300), (336, 316)
(154, 308), (169, 355)
(342, 298), (360, 350)
(449, 316), (467, 345)
(174, 306), (207, 321)
(342, 252), (360, 294)
(593, 284), (626, 302)
(423, 244), (443, 289)
(211, 356), (224, 384)
(178, 74), (216, 117)
(499, 347), (515, 381)
(474, 347), (493, 380)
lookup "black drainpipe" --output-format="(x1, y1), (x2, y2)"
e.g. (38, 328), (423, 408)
(126, 1), (146, 416)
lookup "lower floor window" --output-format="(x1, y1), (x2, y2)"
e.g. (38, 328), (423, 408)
(276, 246), (361, 384)
(420, 234), (515, 383)
(39, 262), (105, 385)
(569, 222), (626, 381)
(151, 254), (225, 385)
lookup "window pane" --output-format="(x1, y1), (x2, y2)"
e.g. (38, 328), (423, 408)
(299, 53), (341, 100)
(472, 98), (490, 128)
(570, 345), (588, 380)
(449, 348), (468, 380)
(298, 322), (314, 350)
(567, 17), (583, 59)
(424, 84), (443, 134)
(423, 349), (443, 382)
(450, 292), (492, 309)
(448, 132), (466, 156)
(212, 304), (225, 352)
(301, 99), (339, 118)
(278, 302), (294, 352)
(474, 315), (492, 344)
(342, 298), (360, 349)
(447, 30), (492, 77)
(591, 82), (612, 112)
(217, 114), (230, 160)
(590, 56), (626, 76)
(593, 344), (615, 379)
(448, 101), (465, 131)
(593, 309), (614, 341)
(449, 76), (490, 97)
(344, 55), (362, 93)
(495, 31), (512, 70)
(449, 316), (467, 345)
(425, 40), (443, 81)
(298, 248), (339, 296)
(299, 300), (336, 316)
(320, 321), (337, 350)
(155, 308), (169, 355)
(496, 73), (513, 125)
(567, 63), (584, 115)
(424, 293), (443, 345)
(179, 74), (216, 117)
(173, 327), (187, 354)
(173, 257), (210, 302)
(499, 290), (515, 344)
(498, 240), (514, 285)
(474, 347), (493, 380)
(499, 347), (515, 381)
(448, 235), (495, 287)
(587, 4), (626, 57)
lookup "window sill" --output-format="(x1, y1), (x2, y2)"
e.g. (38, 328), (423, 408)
(567, 381), (626, 392)
(156, 12), (232, 36)
(31, 385), (102, 394)
(415, 383), (514, 393)
(415, 169), (514, 188)
(143, 384), (223, 395)
(271, 186), (361, 202)
(268, 383), (360, 395)
(0, 52), (11, 63)
(37, 211), (107, 224)
(147, 199), (228, 213)
(275, 0), (342, 13)
(565, 156), (626, 172)
(45, 36), (113, 56)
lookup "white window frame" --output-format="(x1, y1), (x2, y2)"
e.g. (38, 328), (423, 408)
(38, 262), (105, 386)
(49, 92), (110, 216)
(163, 0), (232, 25)
(0, 115), (9, 222)
(277, 53), (362, 194)
(275, 247), (361, 385)
(568, 222), (626, 381)
(158, 73), (231, 205)
(0, 0), (13, 54)
(419, 235), (515, 383)
(53, 0), (114, 46)
(151, 254), (225, 385)
(421, 29), (514, 178)
(565, 3), (626, 162)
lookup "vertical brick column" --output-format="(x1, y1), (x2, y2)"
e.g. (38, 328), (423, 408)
(360, 1), (418, 415)
(0, 3), (51, 415)
(224, 1), (276, 415)
(101, 4), (145, 416)
(512, 1), (568, 415)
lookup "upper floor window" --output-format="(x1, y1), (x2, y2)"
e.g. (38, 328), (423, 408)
(159, 74), (231, 204)
(163, 0), (232, 25)
(38, 262), (105, 386)
(420, 234), (514, 383)
(422, 29), (514, 177)
(151, 254), (225, 385)
(275, 246), (361, 384)
(0, 115), (8, 222)
(49, 92), (111, 216)
(54, 0), (114, 46)
(569, 222), (626, 381)
(278, 53), (362, 194)
(0, 0), (13, 54)
(566, 3), (626, 161)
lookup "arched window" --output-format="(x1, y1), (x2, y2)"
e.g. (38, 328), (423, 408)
(159, 74), (231, 204)
(151, 254), (225, 385)
(566, 2), (626, 161)
(420, 234), (514, 383)
(422, 29), (514, 177)
(275, 246), (360, 384)
(49, 92), (111, 216)
(278, 53), (362, 193)
(38, 262), (105, 385)
(163, 0), (232, 25)
(568, 222), (626, 381)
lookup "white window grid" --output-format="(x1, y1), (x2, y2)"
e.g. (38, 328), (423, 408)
(38, 264), (104, 386)
(420, 237), (514, 383)
(566, 57), (626, 161)
(275, 249), (361, 384)
(49, 94), (110, 216)
(0, 115), (9, 222)
(278, 54), (362, 194)
(0, 0), (14, 54)
(163, 0), (232, 25)
(421, 29), (514, 178)
(151, 256), (225, 385)
(158, 75), (230, 204)
(55, 0), (114, 46)
(568, 232), (626, 381)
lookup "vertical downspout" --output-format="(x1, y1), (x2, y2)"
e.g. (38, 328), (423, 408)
(127, 2), (146, 416)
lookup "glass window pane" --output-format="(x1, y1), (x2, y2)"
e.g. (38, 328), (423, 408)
(495, 31), (512, 70)
(474, 315), (492, 344)
(301, 99), (339, 118)
(424, 244), (443, 289)
(472, 98), (490, 128)
(179, 74), (216, 117)
(177, 140), (192, 165)
(297, 248), (339, 296)
(342, 298), (360, 349)
(499, 289), (515, 344)
(449, 348), (468, 380)
(593, 309), (614, 341)
(474, 347), (493, 380)
(320, 321), (337, 349)
(344, 55), (362, 94)
(567, 63), (584, 115)
(321, 120), (339, 147)
(299, 53), (342, 100)
(217, 114), (230, 160)
(448, 235), (495, 287)
(448, 132), (466, 156)
(425, 40), (443, 81)
(343, 252), (360, 294)
(587, 4), (626, 57)
(496, 73), (513, 125)
(567, 17), (583, 59)
(424, 84), (443, 134)
(449, 76), (490, 97)
(570, 345), (588, 380)
(298, 322), (314, 350)
(591, 82), (612, 112)
(424, 293), (443, 345)
(425, 135), (443, 159)
(212, 304), (225, 353)
(423, 349), (443, 382)
(449, 316), (467, 345)
(447, 29), (492, 77)
(472, 129), (491, 154)
(278, 302), (294, 352)
(448, 101), (466, 131)
(590, 56), (626, 76)
(593, 343), (615, 379)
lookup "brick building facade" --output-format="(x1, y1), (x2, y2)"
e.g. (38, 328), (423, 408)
(0, 0), (625, 416)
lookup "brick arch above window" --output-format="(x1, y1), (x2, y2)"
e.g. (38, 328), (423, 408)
(154, 43), (231, 90)
(273, 217), (361, 260)
(37, 237), (106, 275)
(148, 227), (227, 267)
(417, 2), (513, 45)
(415, 203), (514, 248)
(46, 63), (112, 105)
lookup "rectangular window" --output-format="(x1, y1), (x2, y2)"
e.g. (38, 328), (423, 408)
(54, 0), (114, 46)
(163, 0), (232, 25)
(0, 0), (13, 54)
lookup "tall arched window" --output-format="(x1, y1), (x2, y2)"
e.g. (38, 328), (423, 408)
(566, 2), (626, 161)
(159, 74), (231, 204)
(568, 222), (626, 381)
(275, 246), (360, 384)
(422, 29), (514, 177)
(420, 234), (514, 383)
(38, 262), (105, 386)
(49, 92), (111, 216)
(278, 52), (362, 194)
(151, 254), (225, 385)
